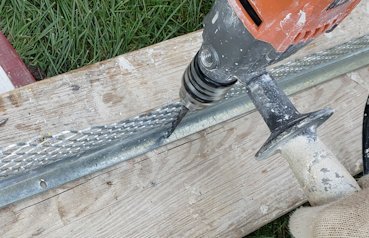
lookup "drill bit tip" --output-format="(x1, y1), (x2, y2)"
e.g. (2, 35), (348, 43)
(166, 105), (189, 138)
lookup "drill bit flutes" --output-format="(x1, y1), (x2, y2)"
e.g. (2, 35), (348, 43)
(166, 104), (189, 138)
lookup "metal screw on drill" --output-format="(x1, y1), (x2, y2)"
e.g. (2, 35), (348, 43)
(199, 47), (218, 70)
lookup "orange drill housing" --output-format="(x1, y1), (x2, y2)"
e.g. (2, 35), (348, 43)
(228, 0), (361, 52)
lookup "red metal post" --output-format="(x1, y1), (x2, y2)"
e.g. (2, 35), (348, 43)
(0, 31), (35, 92)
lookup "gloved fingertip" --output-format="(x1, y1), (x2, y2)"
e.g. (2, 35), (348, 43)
(289, 206), (324, 238)
(359, 175), (369, 189)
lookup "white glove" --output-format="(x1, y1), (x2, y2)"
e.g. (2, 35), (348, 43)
(289, 175), (369, 238)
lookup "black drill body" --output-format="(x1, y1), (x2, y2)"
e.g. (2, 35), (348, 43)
(180, 0), (308, 111)
(171, 0), (334, 161)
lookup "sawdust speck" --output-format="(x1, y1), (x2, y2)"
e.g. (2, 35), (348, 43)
(117, 57), (135, 73)
(260, 205), (269, 215)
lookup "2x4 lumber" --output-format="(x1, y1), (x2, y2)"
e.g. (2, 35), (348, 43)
(1, 70), (368, 237)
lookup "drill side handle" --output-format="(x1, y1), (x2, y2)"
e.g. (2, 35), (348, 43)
(280, 135), (360, 206)
(246, 74), (360, 206)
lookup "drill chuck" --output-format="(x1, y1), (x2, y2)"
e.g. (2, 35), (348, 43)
(180, 53), (237, 111)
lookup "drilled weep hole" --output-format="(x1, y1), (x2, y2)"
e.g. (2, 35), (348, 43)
(39, 179), (47, 189)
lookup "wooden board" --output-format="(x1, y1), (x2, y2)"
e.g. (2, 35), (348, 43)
(1, 71), (368, 238)
(1, 2), (369, 237)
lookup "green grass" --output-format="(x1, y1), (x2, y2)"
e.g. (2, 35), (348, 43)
(246, 213), (292, 238)
(0, 1), (292, 236)
(0, 0), (213, 77)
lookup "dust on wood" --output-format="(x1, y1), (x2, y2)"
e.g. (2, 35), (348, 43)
(7, 92), (22, 108)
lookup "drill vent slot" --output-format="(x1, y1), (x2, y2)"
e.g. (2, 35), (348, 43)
(239, 0), (262, 27)
(293, 20), (336, 43)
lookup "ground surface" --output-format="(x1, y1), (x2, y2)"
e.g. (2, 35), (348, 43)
(0, 1), (291, 237)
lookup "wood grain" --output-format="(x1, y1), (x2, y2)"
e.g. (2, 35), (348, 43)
(0, 1), (369, 237)
(1, 71), (368, 237)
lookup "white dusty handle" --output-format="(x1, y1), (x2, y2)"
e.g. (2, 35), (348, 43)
(280, 136), (360, 206)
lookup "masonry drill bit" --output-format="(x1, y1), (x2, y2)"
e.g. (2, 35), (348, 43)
(166, 104), (189, 138)
(165, 51), (236, 138)
(166, 49), (237, 138)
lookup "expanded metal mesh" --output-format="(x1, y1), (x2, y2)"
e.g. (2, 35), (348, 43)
(0, 104), (182, 179)
(1, 35), (369, 180)
(271, 35), (369, 79)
